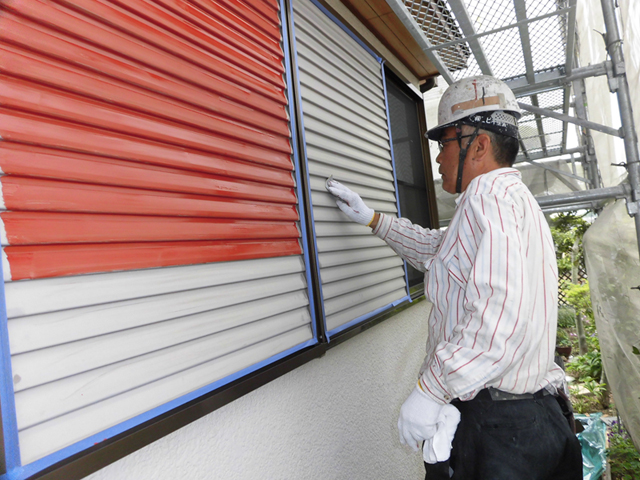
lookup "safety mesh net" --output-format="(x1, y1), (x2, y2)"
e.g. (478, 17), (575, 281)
(400, 0), (573, 159)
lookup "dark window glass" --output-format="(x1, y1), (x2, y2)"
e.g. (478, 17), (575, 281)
(386, 77), (432, 288)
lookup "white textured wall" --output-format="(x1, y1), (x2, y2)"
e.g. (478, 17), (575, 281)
(575, 0), (617, 188)
(576, 0), (640, 188)
(86, 300), (432, 480)
(619, 0), (640, 145)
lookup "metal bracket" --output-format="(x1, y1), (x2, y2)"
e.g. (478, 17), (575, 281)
(626, 199), (640, 216)
(606, 60), (620, 92)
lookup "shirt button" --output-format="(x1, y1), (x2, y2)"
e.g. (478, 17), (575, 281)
(444, 394), (451, 401)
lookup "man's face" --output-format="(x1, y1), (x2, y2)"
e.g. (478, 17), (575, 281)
(435, 126), (464, 194)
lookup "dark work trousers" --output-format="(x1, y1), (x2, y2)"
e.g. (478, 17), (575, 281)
(424, 390), (583, 480)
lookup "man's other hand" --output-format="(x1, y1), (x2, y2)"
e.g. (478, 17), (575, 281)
(398, 385), (444, 451)
(423, 404), (460, 464)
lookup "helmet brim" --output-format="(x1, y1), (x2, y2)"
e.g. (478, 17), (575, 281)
(425, 121), (456, 141)
(426, 110), (520, 141)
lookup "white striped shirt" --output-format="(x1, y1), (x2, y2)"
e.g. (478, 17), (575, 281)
(374, 168), (564, 404)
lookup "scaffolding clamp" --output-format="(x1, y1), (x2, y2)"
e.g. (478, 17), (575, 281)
(605, 61), (621, 92)
(626, 199), (640, 216)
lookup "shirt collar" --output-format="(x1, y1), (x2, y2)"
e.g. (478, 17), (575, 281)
(455, 168), (521, 205)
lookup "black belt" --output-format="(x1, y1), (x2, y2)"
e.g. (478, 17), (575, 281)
(456, 387), (553, 402)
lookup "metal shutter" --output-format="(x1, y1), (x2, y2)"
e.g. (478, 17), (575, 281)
(0, 0), (314, 465)
(290, 0), (409, 336)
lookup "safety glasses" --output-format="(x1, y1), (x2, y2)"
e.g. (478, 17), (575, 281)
(436, 134), (474, 152)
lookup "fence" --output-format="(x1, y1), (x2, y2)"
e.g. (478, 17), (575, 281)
(558, 265), (588, 307)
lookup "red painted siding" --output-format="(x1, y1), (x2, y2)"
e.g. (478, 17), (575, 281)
(0, 144), (296, 202)
(0, 0), (300, 280)
(0, 177), (299, 220)
(0, 12), (287, 135)
(0, 46), (289, 151)
(1, 213), (299, 245)
(0, 116), (294, 186)
(4, 240), (301, 281)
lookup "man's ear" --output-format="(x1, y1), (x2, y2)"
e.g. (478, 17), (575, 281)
(473, 133), (492, 161)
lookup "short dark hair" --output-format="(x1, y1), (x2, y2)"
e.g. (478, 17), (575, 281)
(484, 129), (519, 166)
(461, 125), (519, 167)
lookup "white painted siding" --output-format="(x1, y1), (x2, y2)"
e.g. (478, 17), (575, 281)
(8, 257), (313, 464)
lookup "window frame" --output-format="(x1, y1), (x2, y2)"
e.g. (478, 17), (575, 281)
(289, 0), (413, 340)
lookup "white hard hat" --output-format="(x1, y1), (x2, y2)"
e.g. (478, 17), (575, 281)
(427, 75), (521, 141)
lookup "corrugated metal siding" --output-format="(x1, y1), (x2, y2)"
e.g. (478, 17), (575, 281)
(0, 0), (301, 280)
(291, 0), (408, 334)
(0, 0), (314, 464)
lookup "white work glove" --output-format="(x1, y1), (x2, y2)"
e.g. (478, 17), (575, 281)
(397, 385), (444, 452)
(422, 404), (461, 464)
(325, 176), (375, 226)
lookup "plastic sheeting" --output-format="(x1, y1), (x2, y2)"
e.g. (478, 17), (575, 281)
(575, 414), (607, 480)
(583, 200), (640, 450)
(432, 158), (587, 225)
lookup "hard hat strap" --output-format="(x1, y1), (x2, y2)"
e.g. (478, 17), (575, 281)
(455, 124), (481, 194)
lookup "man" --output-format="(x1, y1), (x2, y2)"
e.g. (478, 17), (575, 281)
(326, 76), (582, 479)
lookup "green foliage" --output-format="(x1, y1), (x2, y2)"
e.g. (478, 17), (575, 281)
(586, 333), (600, 353)
(549, 212), (590, 276)
(567, 350), (602, 382)
(560, 280), (600, 352)
(562, 281), (594, 320)
(583, 379), (607, 397)
(551, 212), (612, 416)
(549, 211), (590, 237)
(608, 423), (640, 480)
(557, 306), (576, 328)
(572, 396), (602, 414)
(556, 328), (571, 347)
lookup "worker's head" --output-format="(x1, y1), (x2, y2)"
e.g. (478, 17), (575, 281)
(427, 76), (521, 193)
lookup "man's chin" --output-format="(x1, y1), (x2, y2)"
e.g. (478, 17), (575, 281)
(442, 182), (455, 194)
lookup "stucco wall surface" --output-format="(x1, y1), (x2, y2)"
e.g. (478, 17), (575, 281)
(619, 0), (640, 147)
(86, 300), (433, 480)
(576, 0), (640, 189)
(576, 0), (617, 188)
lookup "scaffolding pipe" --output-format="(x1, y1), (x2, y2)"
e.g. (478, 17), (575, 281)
(535, 184), (629, 208)
(517, 103), (623, 138)
(572, 78), (601, 189)
(507, 62), (608, 96)
(601, 0), (640, 257)
(515, 146), (586, 163)
(541, 202), (606, 215)
(521, 158), (588, 184)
